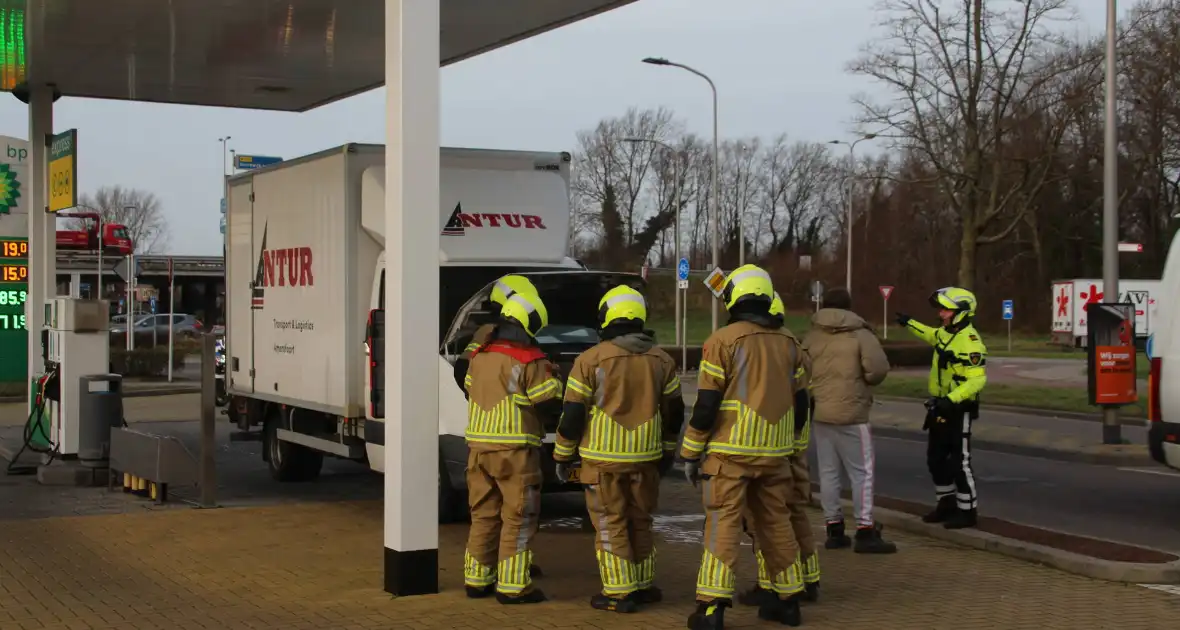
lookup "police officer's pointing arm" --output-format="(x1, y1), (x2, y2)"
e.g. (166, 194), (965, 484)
(947, 336), (988, 404)
(554, 354), (595, 462)
(897, 312), (938, 346)
(680, 339), (728, 461)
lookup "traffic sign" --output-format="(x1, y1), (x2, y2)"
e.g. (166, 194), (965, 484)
(114, 257), (140, 283)
(799, 255), (812, 271)
(1146, 334), (1154, 360)
(677, 258), (690, 281)
(1002, 299), (1014, 320)
(1118, 242), (1143, 253)
(879, 285), (894, 300)
(677, 279), (689, 290)
(235, 154), (282, 170)
(149, 296), (158, 314)
(811, 280), (824, 299)
(48, 129), (77, 212)
(703, 267), (727, 298)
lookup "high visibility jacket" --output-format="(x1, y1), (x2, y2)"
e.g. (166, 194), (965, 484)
(903, 321), (988, 404)
(554, 335), (682, 466)
(681, 320), (810, 463)
(464, 341), (563, 451)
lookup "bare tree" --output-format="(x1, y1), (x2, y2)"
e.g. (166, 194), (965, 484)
(73, 185), (170, 253)
(849, 0), (1080, 288)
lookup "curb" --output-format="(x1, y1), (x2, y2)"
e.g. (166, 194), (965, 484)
(0, 386), (200, 404)
(874, 395), (1147, 426)
(870, 425), (1152, 467)
(816, 496), (1180, 584)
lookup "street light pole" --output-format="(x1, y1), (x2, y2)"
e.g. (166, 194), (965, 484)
(626, 138), (685, 361)
(828, 134), (877, 290)
(643, 57), (721, 332)
(1101, 0), (1121, 445)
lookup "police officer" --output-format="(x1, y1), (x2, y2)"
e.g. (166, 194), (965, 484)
(896, 286), (987, 530)
(739, 292), (820, 609)
(452, 274), (541, 393)
(682, 266), (810, 629)
(552, 285), (684, 613)
(462, 289), (564, 603)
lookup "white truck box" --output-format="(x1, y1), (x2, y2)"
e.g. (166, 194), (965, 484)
(1049, 278), (1161, 346)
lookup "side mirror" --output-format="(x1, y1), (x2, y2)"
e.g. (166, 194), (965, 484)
(367, 308), (385, 418)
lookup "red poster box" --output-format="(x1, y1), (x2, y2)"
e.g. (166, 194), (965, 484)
(1087, 302), (1138, 406)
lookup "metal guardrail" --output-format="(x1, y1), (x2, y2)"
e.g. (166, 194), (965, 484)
(56, 252), (225, 277)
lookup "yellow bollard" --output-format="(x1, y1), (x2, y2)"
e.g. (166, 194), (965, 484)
(122, 472), (131, 493)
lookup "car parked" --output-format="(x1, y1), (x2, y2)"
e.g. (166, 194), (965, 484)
(110, 313), (204, 344)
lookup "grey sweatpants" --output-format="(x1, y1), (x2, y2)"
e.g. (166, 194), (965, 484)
(813, 422), (876, 528)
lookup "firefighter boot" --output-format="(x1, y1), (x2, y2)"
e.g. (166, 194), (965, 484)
(943, 508), (978, 530)
(496, 589), (547, 605)
(803, 582), (820, 603)
(823, 521), (851, 549)
(687, 600), (729, 630)
(737, 586), (773, 607)
(590, 593), (639, 613)
(854, 524), (898, 554)
(922, 496), (957, 524)
(529, 564), (543, 578)
(758, 595), (802, 627)
(465, 584), (495, 599)
(631, 587), (663, 604)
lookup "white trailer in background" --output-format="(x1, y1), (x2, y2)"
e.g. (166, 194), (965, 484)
(1049, 278), (1161, 347)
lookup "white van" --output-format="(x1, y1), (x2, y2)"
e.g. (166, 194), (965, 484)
(1148, 230), (1180, 470)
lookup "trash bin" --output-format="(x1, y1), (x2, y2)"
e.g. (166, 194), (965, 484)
(77, 374), (124, 468)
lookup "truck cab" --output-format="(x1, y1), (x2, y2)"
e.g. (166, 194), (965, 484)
(56, 212), (133, 255)
(1148, 230), (1180, 470)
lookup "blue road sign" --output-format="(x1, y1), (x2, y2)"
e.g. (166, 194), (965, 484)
(677, 258), (690, 281)
(235, 154), (282, 170)
(149, 296), (157, 314)
(1146, 334), (1154, 360)
(220, 198), (226, 214)
(1002, 299), (1014, 320)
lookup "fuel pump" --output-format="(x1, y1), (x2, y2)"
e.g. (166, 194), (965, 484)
(43, 297), (110, 458)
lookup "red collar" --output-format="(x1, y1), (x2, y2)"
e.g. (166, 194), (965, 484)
(471, 341), (547, 364)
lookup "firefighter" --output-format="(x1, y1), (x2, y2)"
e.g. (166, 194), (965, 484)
(452, 274), (541, 393)
(462, 289), (564, 604)
(896, 286), (987, 530)
(552, 284), (684, 613)
(739, 292), (820, 610)
(682, 266), (810, 629)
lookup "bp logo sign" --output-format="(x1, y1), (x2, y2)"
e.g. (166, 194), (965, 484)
(0, 164), (20, 215)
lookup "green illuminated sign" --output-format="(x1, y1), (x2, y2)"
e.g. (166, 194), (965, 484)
(0, 163), (20, 214)
(0, 282), (27, 384)
(0, 8), (26, 92)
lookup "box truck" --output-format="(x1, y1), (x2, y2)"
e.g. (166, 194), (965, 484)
(1148, 232), (1180, 471)
(224, 144), (670, 521)
(1049, 278), (1161, 347)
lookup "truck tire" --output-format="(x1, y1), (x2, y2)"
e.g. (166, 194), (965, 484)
(264, 411), (323, 482)
(438, 457), (464, 524)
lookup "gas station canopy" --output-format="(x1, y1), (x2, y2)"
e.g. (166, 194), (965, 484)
(1, 0), (636, 111)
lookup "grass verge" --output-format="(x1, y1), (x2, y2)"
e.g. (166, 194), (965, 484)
(875, 375), (1146, 418)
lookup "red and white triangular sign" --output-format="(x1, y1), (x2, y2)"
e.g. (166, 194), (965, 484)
(879, 285), (894, 300)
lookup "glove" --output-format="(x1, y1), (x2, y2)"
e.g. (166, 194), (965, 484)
(555, 462), (571, 483)
(925, 396), (957, 418)
(684, 460), (701, 488)
(895, 312), (912, 327)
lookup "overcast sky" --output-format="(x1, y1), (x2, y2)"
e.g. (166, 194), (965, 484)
(0, 0), (1124, 256)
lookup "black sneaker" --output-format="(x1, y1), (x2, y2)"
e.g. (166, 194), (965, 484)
(824, 521), (852, 549)
(803, 581), (820, 603)
(737, 586), (772, 607)
(757, 596), (802, 627)
(591, 593), (638, 613)
(687, 599), (729, 630)
(465, 584), (494, 599)
(943, 508), (978, 530)
(631, 587), (663, 604)
(854, 525), (898, 554)
(922, 496), (957, 523)
(496, 589), (547, 605)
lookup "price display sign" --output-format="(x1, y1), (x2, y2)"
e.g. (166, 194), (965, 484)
(0, 286), (27, 332)
(0, 283), (28, 382)
(1, 263), (28, 282)
(1, 238), (28, 258)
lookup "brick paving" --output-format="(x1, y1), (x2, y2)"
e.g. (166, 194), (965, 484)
(2, 485), (1179, 629)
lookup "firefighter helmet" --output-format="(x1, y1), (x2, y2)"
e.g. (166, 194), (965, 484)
(500, 290), (549, 337)
(769, 292), (785, 318)
(598, 285), (648, 328)
(490, 274), (538, 307)
(721, 264), (774, 310)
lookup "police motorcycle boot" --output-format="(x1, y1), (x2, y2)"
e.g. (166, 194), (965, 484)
(495, 589), (547, 605)
(590, 593), (640, 613)
(823, 521), (852, 549)
(687, 599), (729, 630)
(943, 508), (978, 530)
(737, 585), (774, 607)
(465, 584), (495, 599)
(854, 524), (898, 554)
(631, 586), (663, 604)
(922, 496), (957, 524)
(758, 595), (803, 627)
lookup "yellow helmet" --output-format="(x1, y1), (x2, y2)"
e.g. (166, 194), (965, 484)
(929, 286), (977, 326)
(769, 292), (785, 317)
(598, 285), (647, 328)
(490, 274), (538, 307)
(500, 290), (549, 337)
(721, 264), (774, 310)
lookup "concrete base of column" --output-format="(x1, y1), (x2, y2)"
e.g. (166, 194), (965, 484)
(383, 546), (439, 596)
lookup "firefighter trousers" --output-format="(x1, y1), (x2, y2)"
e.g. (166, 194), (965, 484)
(696, 455), (801, 602)
(926, 409), (977, 511)
(582, 462), (661, 597)
(745, 455), (819, 588)
(464, 447), (542, 596)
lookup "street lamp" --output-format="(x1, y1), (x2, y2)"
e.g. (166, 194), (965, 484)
(1101, 0), (1121, 444)
(828, 133), (877, 290)
(625, 137), (686, 369)
(643, 56), (722, 332)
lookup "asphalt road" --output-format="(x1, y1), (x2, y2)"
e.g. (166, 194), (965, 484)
(827, 431), (1180, 554)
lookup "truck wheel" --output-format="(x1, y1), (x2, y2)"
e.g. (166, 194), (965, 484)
(438, 457), (464, 524)
(264, 412), (323, 482)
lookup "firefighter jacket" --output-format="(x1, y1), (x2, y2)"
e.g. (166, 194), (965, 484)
(464, 340), (564, 452)
(903, 321), (988, 404)
(453, 323), (496, 394)
(553, 332), (683, 468)
(680, 319), (810, 464)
